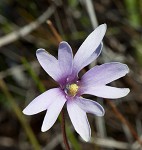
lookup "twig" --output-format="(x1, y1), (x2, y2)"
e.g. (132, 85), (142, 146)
(47, 20), (62, 43)
(0, 5), (56, 48)
(132, 135), (142, 149)
(90, 137), (134, 149)
(106, 100), (142, 146)
(0, 79), (41, 150)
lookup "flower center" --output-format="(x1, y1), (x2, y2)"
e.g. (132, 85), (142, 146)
(65, 83), (79, 97)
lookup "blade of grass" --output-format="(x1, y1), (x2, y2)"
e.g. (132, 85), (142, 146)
(0, 79), (41, 150)
(21, 57), (46, 92)
(125, 0), (141, 28)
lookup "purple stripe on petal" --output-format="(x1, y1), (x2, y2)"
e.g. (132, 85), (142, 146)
(75, 97), (104, 116)
(23, 88), (63, 115)
(67, 100), (91, 142)
(81, 62), (129, 87)
(41, 93), (66, 132)
(58, 41), (73, 84)
(81, 86), (130, 99)
(36, 49), (61, 82)
(73, 24), (106, 75)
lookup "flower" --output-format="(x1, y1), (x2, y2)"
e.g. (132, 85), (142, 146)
(23, 24), (130, 142)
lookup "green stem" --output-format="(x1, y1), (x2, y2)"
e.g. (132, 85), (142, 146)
(21, 57), (46, 92)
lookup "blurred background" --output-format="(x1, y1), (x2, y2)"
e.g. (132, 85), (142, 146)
(0, 0), (142, 149)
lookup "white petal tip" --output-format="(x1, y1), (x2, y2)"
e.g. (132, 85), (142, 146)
(41, 124), (52, 132)
(118, 88), (130, 98)
(125, 88), (130, 95)
(60, 41), (67, 44)
(97, 105), (105, 116)
(92, 107), (105, 117)
(122, 88), (130, 96)
(125, 65), (130, 74)
(41, 127), (46, 132)
(22, 109), (26, 114)
(97, 111), (105, 117)
(23, 107), (38, 116)
(82, 136), (90, 142)
(22, 108), (29, 115)
(36, 48), (46, 54)
(41, 125), (51, 132)
(22, 108), (32, 115)
(59, 41), (71, 49)
(101, 23), (107, 27)
(99, 24), (107, 31)
(37, 48), (45, 51)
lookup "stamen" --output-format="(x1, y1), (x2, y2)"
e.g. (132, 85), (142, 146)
(66, 83), (79, 97)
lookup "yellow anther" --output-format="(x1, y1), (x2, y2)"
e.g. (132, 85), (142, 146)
(68, 84), (79, 96)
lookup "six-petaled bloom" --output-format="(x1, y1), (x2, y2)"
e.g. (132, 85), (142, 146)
(23, 24), (130, 142)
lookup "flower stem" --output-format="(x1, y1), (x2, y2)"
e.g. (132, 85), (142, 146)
(106, 99), (142, 145)
(61, 109), (70, 150)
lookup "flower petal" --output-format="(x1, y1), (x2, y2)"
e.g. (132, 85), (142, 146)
(81, 43), (103, 68)
(36, 49), (61, 82)
(67, 100), (91, 142)
(58, 41), (73, 82)
(75, 97), (104, 116)
(41, 92), (66, 132)
(81, 62), (129, 87)
(23, 88), (62, 115)
(81, 86), (130, 99)
(73, 24), (106, 74)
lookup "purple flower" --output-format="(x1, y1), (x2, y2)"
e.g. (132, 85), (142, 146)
(23, 24), (130, 141)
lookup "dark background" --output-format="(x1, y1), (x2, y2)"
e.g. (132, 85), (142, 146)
(0, 0), (142, 150)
